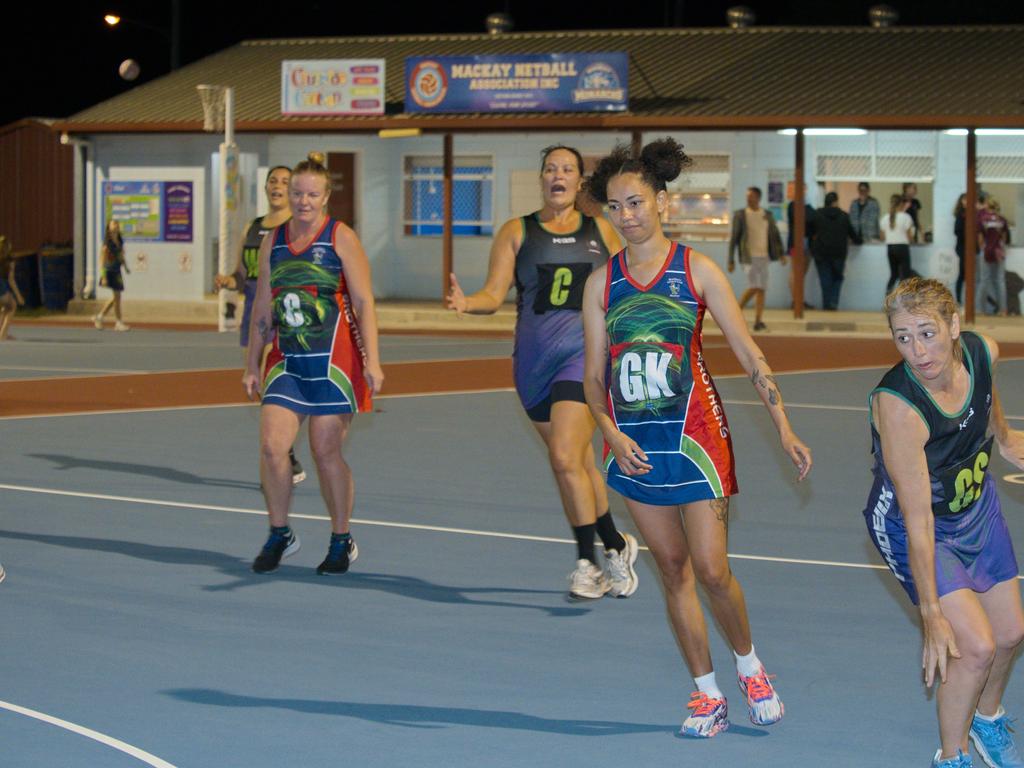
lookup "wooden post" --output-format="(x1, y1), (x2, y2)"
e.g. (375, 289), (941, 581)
(442, 132), (453, 303)
(965, 129), (977, 325)
(793, 129), (806, 319)
(631, 130), (642, 156)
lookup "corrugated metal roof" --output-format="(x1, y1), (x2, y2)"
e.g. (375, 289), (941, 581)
(59, 26), (1024, 132)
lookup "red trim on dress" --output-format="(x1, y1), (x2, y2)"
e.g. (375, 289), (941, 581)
(285, 215), (331, 257)
(681, 246), (705, 311)
(621, 241), (676, 292)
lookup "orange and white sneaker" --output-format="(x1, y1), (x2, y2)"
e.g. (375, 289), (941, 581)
(680, 691), (730, 738)
(738, 666), (784, 726)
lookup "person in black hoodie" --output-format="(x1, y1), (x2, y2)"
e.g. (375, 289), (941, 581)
(811, 192), (861, 310)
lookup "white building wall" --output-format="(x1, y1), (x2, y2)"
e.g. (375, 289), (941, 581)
(91, 133), (271, 301)
(87, 129), (1020, 310)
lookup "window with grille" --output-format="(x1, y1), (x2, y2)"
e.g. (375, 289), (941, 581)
(403, 155), (494, 236)
(664, 154), (731, 241)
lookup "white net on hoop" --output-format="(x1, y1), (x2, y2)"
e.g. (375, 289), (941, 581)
(196, 84), (226, 132)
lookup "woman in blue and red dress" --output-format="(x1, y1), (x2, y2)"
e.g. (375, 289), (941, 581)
(243, 152), (383, 576)
(582, 138), (811, 739)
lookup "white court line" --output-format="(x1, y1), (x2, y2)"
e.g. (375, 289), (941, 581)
(0, 699), (178, 768)
(0, 365), (145, 374)
(0, 482), (903, 575)
(5, 391), (1023, 423)
(5, 481), (1024, 577)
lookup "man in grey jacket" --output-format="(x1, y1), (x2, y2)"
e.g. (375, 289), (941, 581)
(848, 181), (880, 242)
(728, 186), (783, 331)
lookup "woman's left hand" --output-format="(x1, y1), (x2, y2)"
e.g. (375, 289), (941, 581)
(364, 363), (385, 396)
(781, 428), (812, 481)
(999, 430), (1024, 470)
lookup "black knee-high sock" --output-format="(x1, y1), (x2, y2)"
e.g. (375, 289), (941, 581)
(595, 511), (626, 553)
(572, 523), (597, 564)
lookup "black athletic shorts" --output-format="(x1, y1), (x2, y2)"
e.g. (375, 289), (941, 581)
(524, 380), (587, 422)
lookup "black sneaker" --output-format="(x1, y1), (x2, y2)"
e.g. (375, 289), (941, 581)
(753, 321), (767, 332)
(316, 537), (359, 575)
(252, 529), (300, 573)
(289, 449), (306, 485)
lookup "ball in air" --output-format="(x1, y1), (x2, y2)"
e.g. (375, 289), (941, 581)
(119, 59), (141, 81)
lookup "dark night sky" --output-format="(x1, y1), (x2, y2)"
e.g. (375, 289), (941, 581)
(8, 0), (1024, 126)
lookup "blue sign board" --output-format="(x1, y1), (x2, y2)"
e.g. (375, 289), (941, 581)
(405, 52), (628, 113)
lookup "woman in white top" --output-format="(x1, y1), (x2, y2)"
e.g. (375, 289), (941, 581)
(880, 194), (915, 292)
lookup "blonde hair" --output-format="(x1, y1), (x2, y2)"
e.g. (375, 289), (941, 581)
(884, 277), (962, 361)
(291, 151), (331, 192)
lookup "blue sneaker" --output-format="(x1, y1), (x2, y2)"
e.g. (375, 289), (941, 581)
(680, 692), (729, 738)
(971, 709), (1024, 768)
(933, 748), (974, 767)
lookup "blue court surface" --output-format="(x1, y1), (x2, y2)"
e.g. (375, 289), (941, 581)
(1, 327), (1022, 767)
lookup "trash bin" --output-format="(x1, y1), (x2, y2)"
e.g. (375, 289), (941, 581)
(12, 251), (40, 308)
(38, 247), (74, 310)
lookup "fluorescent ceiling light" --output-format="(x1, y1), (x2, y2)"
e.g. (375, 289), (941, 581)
(944, 129), (1024, 136)
(777, 128), (868, 136)
(977, 129), (1024, 136)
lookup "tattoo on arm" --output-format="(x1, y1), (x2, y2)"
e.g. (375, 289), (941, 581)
(257, 318), (271, 343)
(710, 497), (729, 529)
(752, 357), (782, 407)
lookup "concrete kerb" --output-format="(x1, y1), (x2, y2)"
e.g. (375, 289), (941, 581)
(19, 298), (1024, 343)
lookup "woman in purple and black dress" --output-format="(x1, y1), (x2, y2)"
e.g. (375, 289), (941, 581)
(447, 144), (639, 602)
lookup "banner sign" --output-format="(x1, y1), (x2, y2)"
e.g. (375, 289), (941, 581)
(163, 182), (194, 242)
(281, 59), (386, 115)
(103, 181), (193, 242)
(405, 52), (628, 113)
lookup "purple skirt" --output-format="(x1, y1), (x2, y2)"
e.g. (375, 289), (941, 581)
(863, 475), (1019, 605)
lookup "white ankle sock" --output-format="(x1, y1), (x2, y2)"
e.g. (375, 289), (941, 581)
(734, 645), (763, 678)
(694, 671), (723, 700)
(975, 706), (1006, 722)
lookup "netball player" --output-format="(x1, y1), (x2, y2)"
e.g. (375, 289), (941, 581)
(243, 153), (383, 575)
(448, 145), (639, 601)
(216, 166), (304, 484)
(582, 138), (812, 737)
(865, 278), (1024, 768)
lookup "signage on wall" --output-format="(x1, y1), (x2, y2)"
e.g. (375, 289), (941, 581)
(281, 60), (386, 115)
(405, 52), (628, 114)
(103, 181), (193, 242)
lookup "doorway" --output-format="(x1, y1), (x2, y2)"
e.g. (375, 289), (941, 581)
(327, 153), (357, 231)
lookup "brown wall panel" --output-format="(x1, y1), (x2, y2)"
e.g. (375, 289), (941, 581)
(0, 120), (73, 253)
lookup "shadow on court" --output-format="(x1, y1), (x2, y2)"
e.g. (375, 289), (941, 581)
(0, 530), (586, 617)
(164, 688), (677, 736)
(28, 453), (260, 491)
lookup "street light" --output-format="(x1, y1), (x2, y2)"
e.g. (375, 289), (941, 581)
(103, 1), (180, 71)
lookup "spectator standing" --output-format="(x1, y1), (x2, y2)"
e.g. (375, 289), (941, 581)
(849, 182), (881, 242)
(729, 186), (783, 332)
(880, 194), (915, 293)
(903, 182), (922, 242)
(811, 192), (860, 310)
(976, 198), (1009, 316)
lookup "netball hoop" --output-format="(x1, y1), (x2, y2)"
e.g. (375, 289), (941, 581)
(197, 84), (237, 332)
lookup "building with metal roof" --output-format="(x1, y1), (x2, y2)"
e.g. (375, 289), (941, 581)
(56, 25), (1024, 318)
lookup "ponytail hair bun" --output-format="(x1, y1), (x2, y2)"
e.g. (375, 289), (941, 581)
(585, 137), (691, 204)
(292, 151), (331, 192)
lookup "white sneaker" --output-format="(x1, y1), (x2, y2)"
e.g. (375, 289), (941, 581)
(93, 314), (103, 329)
(114, 321), (130, 332)
(604, 532), (639, 598)
(568, 559), (609, 601)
